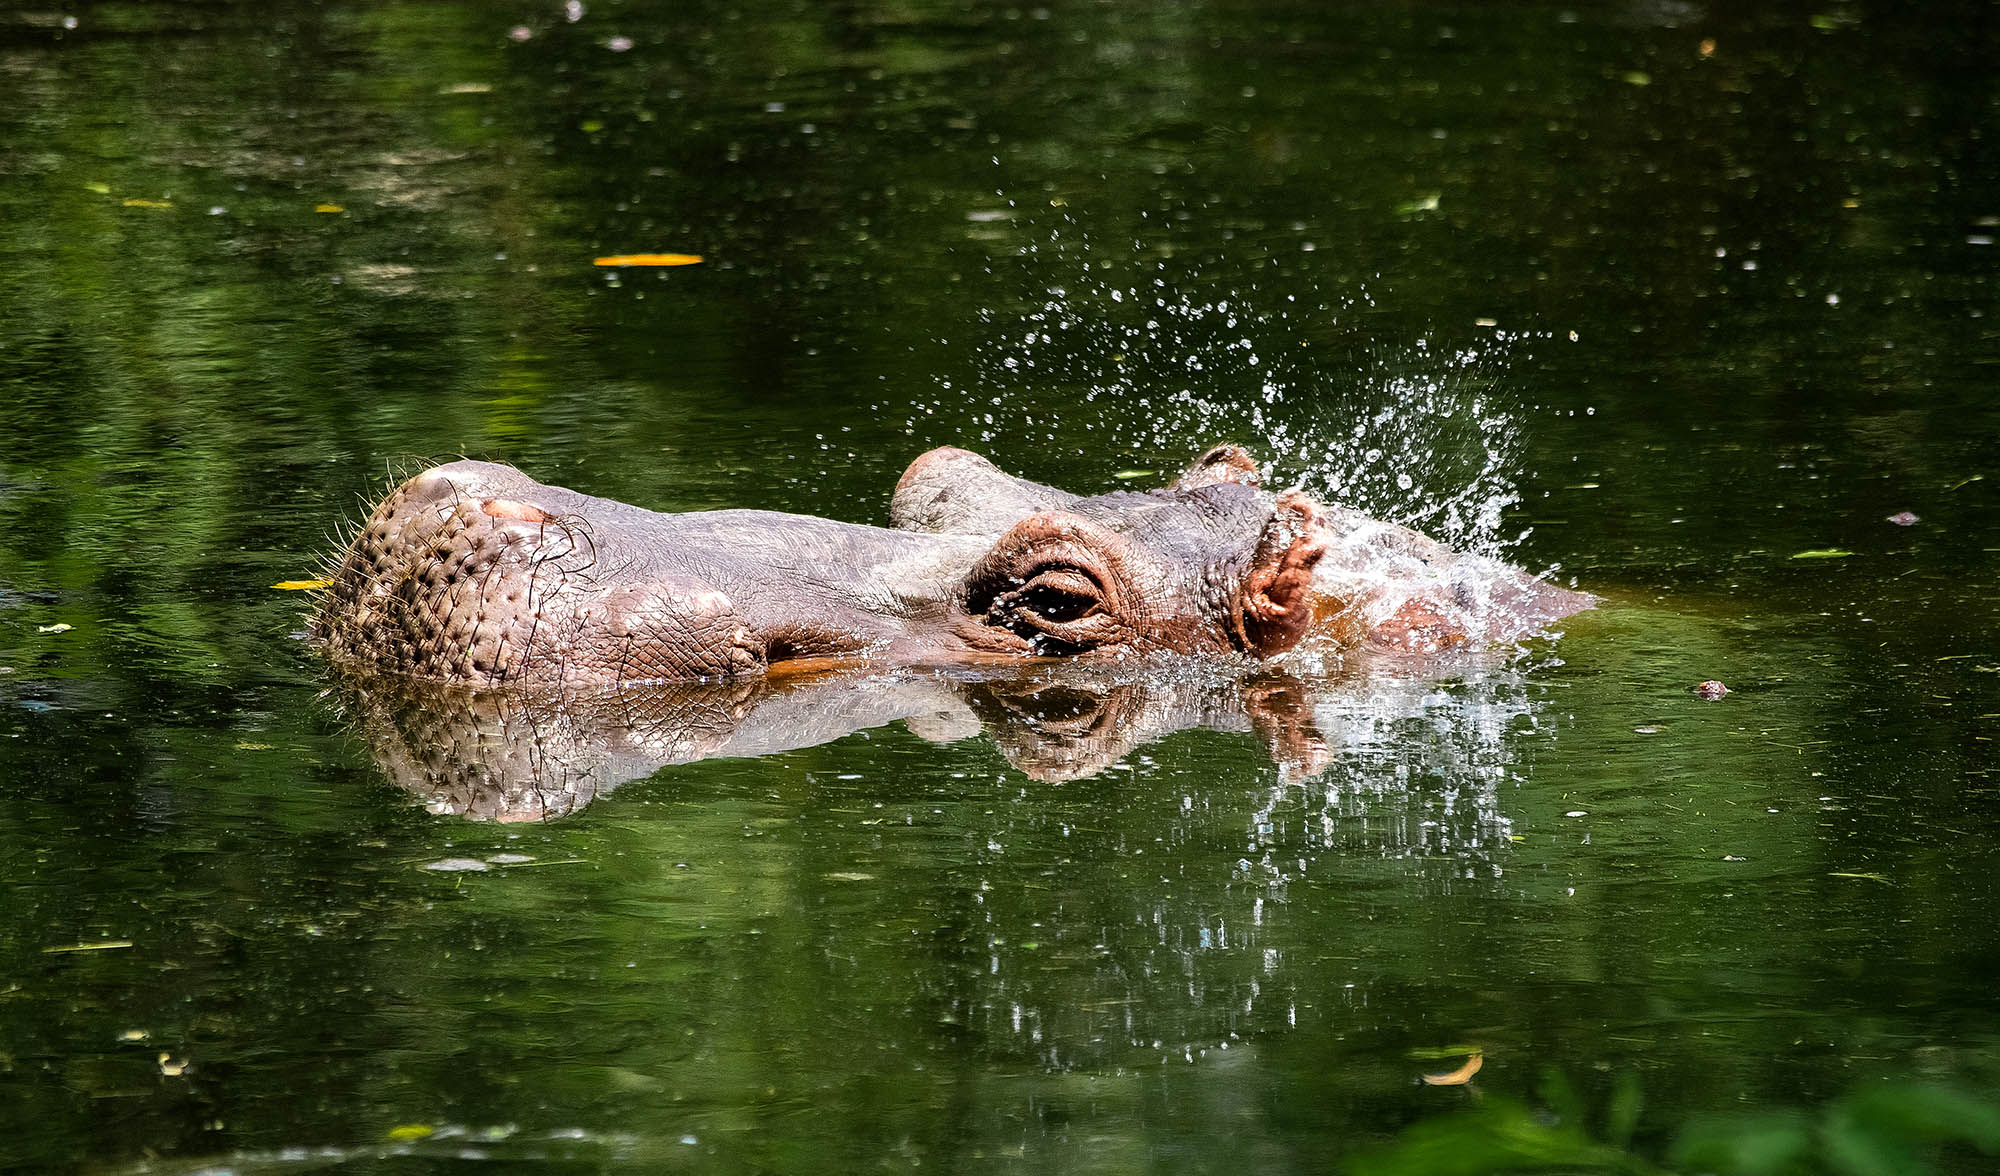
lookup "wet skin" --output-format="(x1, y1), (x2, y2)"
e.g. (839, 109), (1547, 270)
(312, 445), (1590, 688)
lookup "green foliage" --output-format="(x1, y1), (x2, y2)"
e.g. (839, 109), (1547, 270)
(1351, 1077), (2000, 1176)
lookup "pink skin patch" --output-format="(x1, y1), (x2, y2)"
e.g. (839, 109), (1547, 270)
(481, 498), (550, 524)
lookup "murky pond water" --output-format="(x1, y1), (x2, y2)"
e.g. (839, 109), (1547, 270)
(2, 1), (1997, 1172)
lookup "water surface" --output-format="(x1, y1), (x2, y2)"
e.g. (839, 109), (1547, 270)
(1, 1), (1996, 1172)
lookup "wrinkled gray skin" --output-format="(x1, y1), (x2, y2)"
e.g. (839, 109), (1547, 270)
(312, 448), (1328, 688)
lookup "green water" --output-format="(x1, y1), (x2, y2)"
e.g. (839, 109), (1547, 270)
(2, 1), (1996, 1172)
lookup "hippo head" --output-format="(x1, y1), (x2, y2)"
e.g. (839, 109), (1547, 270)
(902, 443), (1327, 662)
(896, 442), (1595, 659)
(945, 480), (1329, 662)
(315, 441), (1586, 691)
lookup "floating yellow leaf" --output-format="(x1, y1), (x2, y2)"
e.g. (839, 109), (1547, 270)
(387, 1124), (435, 1141)
(85, 181), (111, 195)
(272, 579), (333, 591)
(1421, 1051), (1484, 1086)
(38, 622), (73, 634)
(315, 203), (345, 213)
(1112, 469), (1155, 480)
(122, 198), (173, 209)
(1790, 548), (1854, 560)
(42, 940), (133, 953)
(593, 253), (704, 267)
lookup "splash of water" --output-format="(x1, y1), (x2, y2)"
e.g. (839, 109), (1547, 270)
(925, 240), (1540, 559)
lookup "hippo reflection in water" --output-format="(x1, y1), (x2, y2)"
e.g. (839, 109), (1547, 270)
(338, 664), (1530, 823)
(312, 444), (1591, 687)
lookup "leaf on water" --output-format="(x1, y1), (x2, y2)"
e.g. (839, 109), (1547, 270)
(1112, 469), (1154, 480)
(85, 181), (111, 195)
(122, 198), (173, 209)
(1829, 871), (1890, 883)
(1622, 70), (1651, 86)
(42, 940), (134, 953)
(37, 622), (73, 634)
(1395, 192), (1441, 215)
(1790, 548), (1854, 559)
(1421, 1052), (1485, 1086)
(271, 579), (333, 590)
(387, 1124), (435, 1141)
(593, 253), (704, 267)
(424, 858), (490, 872)
(315, 203), (345, 213)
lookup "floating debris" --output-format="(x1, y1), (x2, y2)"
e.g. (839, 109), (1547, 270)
(1421, 1051), (1484, 1086)
(1693, 680), (1730, 700)
(1886, 511), (1919, 526)
(593, 253), (704, 267)
(423, 858), (491, 872)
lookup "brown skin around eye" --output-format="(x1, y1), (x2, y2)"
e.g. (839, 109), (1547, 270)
(958, 515), (1145, 656)
(982, 562), (1134, 654)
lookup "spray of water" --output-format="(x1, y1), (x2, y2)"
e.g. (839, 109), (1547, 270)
(914, 233), (1540, 560)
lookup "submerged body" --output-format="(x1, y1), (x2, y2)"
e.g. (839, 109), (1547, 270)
(312, 446), (1590, 687)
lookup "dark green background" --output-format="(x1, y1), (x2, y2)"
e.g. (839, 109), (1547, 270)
(1, 1), (1995, 1172)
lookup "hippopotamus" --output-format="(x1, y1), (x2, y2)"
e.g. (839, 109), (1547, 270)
(310, 445), (1591, 688)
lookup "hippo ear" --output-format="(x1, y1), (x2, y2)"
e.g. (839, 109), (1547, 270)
(1232, 491), (1328, 658)
(1173, 444), (1262, 491)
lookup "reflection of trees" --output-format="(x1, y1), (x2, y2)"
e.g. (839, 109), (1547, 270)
(332, 657), (1551, 1076)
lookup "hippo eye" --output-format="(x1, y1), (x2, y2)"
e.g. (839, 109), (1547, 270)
(986, 564), (1112, 652)
(961, 512), (1139, 656)
(1009, 567), (1103, 625)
